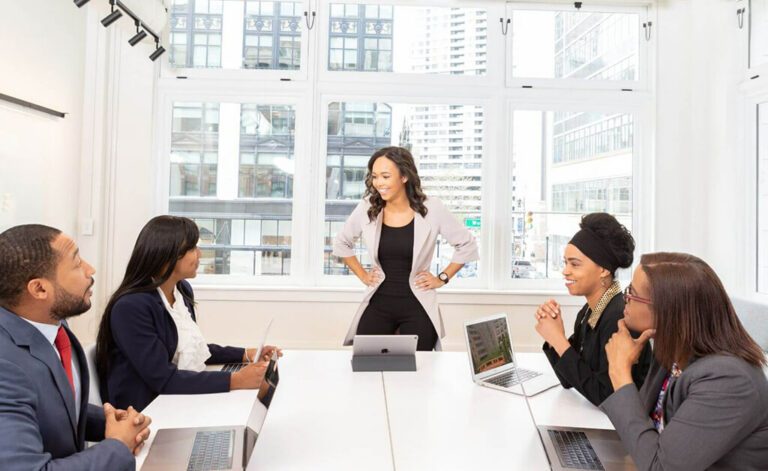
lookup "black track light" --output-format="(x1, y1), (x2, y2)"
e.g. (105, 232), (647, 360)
(149, 44), (166, 61)
(101, 2), (122, 27)
(74, 0), (90, 7)
(128, 21), (147, 46)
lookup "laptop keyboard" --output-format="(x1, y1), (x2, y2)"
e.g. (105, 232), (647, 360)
(221, 363), (246, 372)
(486, 368), (541, 387)
(187, 430), (235, 471)
(548, 430), (605, 470)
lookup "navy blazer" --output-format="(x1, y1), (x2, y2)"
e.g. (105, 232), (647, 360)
(102, 281), (244, 411)
(0, 307), (134, 471)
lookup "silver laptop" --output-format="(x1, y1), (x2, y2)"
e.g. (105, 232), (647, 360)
(463, 313), (559, 396)
(352, 334), (418, 356)
(142, 392), (272, 471)
(206, 319), (274, 373)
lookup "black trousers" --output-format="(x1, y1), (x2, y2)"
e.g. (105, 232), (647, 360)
(356, 292), (438, 351)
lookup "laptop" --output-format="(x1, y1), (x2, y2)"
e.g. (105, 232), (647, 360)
(142, 390), (273, 471)
(351, 335), (418, 371)
(206, 319), (274, 373)
(463, 313), (559, 396)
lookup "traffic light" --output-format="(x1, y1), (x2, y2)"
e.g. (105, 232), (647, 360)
(525, 211), (533, 228)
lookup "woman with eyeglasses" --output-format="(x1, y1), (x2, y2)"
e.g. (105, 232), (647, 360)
(534, 213), (653, 406)
(602, 253), (768, 470)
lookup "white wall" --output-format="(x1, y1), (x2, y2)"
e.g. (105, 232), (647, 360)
(0, 0), (86, 235)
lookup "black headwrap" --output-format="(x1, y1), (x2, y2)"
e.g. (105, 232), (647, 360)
(569, 228), (620, 273)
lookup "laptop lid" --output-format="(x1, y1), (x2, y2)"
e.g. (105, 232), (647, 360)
(463, 313), (517, 382)
(252, 318), (274, 363)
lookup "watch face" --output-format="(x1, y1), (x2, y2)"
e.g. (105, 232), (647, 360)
(439, 273), (449, 282)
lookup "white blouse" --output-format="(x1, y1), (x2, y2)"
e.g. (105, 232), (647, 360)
(157, 286), (211, 371)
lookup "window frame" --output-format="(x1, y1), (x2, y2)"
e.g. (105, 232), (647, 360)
(161, 0), (313, 81)
(504, 2), (652, 92)
(152, 1), (657, 292)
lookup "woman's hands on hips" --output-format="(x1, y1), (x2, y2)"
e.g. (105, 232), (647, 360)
(359, 267), (382, 287)
(414, 271), (445, 290)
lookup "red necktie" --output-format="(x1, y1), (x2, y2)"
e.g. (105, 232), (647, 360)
(54, 326), (76, 395)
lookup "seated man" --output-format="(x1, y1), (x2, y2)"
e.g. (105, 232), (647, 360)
(0, 224), (151, 471)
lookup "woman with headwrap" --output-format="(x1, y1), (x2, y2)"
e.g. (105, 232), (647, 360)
(533, 213), (653, 406)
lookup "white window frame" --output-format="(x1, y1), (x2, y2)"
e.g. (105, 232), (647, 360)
(743, 84), (768, 301)
(504, 2), (652, 91)
(150, 0), (657, 293)
(493, 90), (654, 291)
(154, 80), (315, 286)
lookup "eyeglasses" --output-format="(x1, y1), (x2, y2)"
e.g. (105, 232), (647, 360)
(623, 284), (652, 305)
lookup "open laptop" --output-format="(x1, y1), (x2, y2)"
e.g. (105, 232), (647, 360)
(463, 313), (559, 396)
(514, 358), (636, 470)
(206, 318), (274, 373)
(351, 335), (418, 371)
(142, 388), (274, 471)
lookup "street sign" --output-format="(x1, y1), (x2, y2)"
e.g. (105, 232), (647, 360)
(465, 217), (481, 228)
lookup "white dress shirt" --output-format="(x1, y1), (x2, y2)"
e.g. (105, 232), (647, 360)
(22, 318), (82, 420)
(158, 286), (211, 371)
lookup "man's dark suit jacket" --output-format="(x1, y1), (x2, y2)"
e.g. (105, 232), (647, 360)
(0, 307), (134, 471)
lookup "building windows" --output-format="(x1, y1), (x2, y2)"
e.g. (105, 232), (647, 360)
(169, 0), (304, 70)
(243, 1), (302, 69)
(170, 0), (223, 68)
(328, 4), (487, 75)
(510, 110), (634, 279)
(169, 102), (295, 276)
(170, 103), (220, 197)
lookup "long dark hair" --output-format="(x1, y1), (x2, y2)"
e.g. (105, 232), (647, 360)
(95, 216), (200, 386)
(364, 146), (428, 221)
(641, 252), (766, 369)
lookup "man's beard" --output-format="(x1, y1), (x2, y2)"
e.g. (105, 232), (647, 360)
(50, 280), (93, 321)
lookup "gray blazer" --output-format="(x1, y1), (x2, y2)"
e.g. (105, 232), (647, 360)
(600, 354), (768, 470)
(0, 307), (134, 471)
(333, 197), (479, 348)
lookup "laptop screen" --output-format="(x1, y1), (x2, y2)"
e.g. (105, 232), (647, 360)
(466, 316), (514, 375)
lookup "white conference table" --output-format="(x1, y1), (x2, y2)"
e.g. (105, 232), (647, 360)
(137, 350), (613, 470)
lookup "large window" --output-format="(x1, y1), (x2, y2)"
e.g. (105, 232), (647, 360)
(510, 110), (634, 279)
(158, 1), (651, 288)
(510, 8), (639, 83)
(170, 102), (296, 276)
(323, 101), (483, 278)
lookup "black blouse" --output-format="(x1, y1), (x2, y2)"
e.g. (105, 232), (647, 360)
(376, 219), (415, 297)
(542, 294), (654, 406)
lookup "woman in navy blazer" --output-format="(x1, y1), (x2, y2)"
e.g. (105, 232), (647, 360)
(96, 216), (276, 411)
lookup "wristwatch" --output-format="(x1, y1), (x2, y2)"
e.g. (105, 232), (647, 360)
(438, 272), (450, 284)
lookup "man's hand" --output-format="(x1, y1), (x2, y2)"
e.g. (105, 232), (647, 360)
(104, 403), (152, 456)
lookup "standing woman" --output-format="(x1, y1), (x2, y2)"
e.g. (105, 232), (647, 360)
(96, 216), (277, 411)
(333, 146), (479, 351)
(534, 213), (652, 406)
(603, 253), (768, 470)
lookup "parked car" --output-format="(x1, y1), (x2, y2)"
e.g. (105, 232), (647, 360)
(511, 259), (537, 278)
